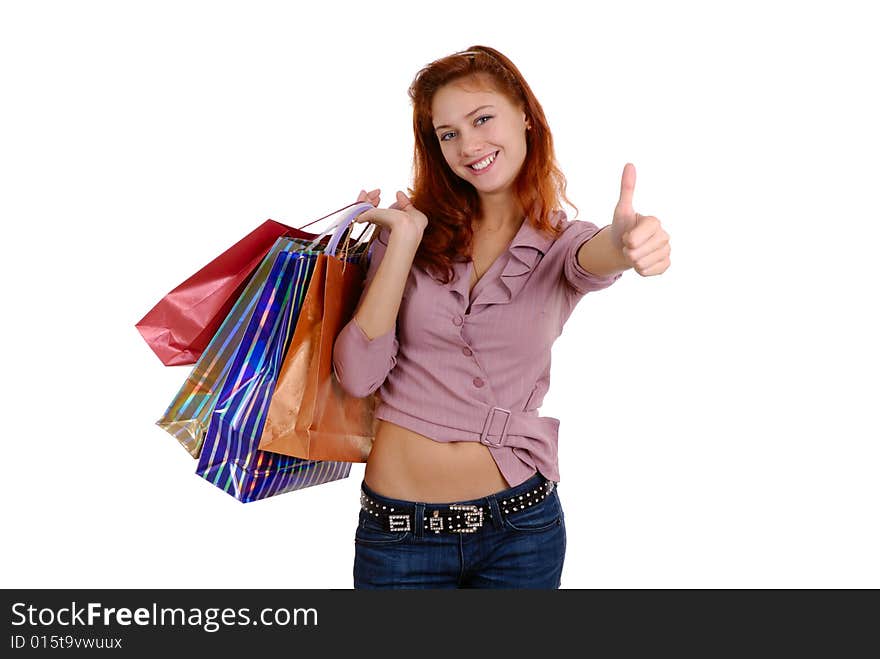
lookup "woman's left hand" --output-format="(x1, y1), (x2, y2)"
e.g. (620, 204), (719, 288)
(609, 163), (672, 277)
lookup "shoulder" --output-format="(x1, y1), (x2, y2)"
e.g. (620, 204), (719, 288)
(359, 225), (394, 282)
(546, 210), (603, 249)
(365, 225), (392, 260)
(377, 225), (391, 246)
(367, 225), (391, 249)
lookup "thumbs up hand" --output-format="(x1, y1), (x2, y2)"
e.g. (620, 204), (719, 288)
(610, 163), (671, 277)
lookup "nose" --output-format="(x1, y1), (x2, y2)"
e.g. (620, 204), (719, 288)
(461, 141), (488, 161)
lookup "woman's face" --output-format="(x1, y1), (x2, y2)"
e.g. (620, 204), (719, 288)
(431, 76), (530, 197)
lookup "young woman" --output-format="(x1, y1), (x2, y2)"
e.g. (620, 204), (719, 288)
(332, 45), (671, 589)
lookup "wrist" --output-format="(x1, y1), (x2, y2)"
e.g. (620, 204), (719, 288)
(389, 223), (424, 250)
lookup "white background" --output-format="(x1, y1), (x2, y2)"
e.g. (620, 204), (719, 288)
(1, 0), (877, 589)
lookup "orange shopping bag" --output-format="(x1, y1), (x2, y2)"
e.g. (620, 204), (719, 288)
(257, 214), (380, 462)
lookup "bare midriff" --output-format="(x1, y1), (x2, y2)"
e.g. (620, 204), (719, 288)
(363, 419), (512, 503)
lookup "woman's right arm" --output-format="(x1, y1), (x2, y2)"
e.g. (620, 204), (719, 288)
(332, 196), (425, 398)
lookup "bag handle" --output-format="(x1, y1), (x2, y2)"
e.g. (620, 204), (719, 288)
(298, 201), (376, 256)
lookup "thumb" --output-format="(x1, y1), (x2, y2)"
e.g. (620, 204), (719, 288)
(617, 162), (636, 212)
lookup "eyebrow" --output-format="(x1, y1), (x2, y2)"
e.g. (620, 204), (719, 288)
(433, 105), (495, 132)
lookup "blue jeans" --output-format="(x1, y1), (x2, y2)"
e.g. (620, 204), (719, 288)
(353, 470), (566, 589)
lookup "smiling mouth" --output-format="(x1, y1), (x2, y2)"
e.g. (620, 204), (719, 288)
(467, 150), (499, 174)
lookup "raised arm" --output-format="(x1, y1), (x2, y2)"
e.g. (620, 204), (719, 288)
(332, 192), (426, 397)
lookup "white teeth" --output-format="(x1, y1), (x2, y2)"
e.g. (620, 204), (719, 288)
(469, 152), (497, 170)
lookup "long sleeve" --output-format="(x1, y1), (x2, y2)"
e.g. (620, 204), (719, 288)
(332, 226), (400, 398)
(563, 220), (624, 295)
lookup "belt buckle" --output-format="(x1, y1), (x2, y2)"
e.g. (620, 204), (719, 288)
(388, 514), (411, 532)
(449, 504), (483, 533)
(428, 509), (444, 533)
(480, 406), (511, 448)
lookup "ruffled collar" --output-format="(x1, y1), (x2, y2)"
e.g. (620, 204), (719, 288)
(450, 211), (562, 311)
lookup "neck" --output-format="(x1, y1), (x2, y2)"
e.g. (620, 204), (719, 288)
(474, 196), (524, 233)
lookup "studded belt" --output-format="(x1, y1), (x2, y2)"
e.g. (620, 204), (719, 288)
(359, 478), (556, 535)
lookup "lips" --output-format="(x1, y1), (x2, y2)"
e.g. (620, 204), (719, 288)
(466, 150), (499, 174)
(466, 151), (498, 167)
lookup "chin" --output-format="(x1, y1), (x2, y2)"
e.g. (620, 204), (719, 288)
(475, 175), (512, 191)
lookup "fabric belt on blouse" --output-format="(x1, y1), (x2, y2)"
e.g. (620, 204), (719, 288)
(471, 402), (559, 451)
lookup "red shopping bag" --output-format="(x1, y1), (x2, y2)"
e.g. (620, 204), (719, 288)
(136, 207), (363, 366)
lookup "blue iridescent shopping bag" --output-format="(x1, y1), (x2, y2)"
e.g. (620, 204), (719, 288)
(156, 235), (307, 458)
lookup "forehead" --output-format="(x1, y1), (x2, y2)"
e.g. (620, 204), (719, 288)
(431, 78), (514, 122)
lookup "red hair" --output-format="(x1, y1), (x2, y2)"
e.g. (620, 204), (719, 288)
(404, 44), (579, 284)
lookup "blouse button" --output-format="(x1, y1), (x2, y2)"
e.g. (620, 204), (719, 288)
(473, 377), (484, 388)
(462, 347), (473, 356)
(453, 315), (463, 326)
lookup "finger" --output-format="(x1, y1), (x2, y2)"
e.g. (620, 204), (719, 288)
(353, 206), (374, 223)
(617, 163), (636, 213)
(625, 234), (669, 265)
(637, 247), (671, 275)
(396, 191), (413, 209)
(623, 236), (656, 261)
(622, 215), (659, 249)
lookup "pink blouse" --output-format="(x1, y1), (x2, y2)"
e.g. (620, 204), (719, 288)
(332, 210), (623, 487)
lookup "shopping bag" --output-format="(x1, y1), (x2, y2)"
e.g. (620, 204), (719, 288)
(155, 235), (310, 458)
(195, 205), (374, 502)
(154, 203), (373, 458)
(136, 209), (362, 366)
(257, 249), (378, 462)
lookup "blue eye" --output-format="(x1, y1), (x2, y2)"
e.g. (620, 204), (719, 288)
(440, 115), (492, 142)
